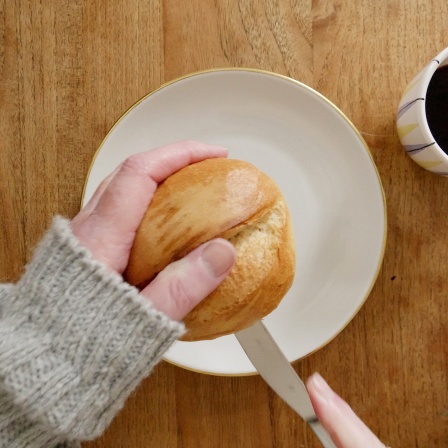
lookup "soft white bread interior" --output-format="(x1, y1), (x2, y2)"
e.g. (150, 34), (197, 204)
(124, 157), (295, 341)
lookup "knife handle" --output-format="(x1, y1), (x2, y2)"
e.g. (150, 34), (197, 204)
(308, 418), (337, 448)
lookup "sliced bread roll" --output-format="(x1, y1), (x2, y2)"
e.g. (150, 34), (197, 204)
(124, 157), (295, 341)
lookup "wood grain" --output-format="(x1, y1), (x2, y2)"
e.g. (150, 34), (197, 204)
(1, 0), (448, 446)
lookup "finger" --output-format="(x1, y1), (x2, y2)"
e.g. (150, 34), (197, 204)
(82, 164), (122, 214)
(70, 165), (123, 245)
(141, 239), (236, 321)
(92, 140), (227, 241)
(306, 373), (386, 448)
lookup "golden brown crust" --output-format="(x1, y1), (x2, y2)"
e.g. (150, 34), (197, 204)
(124, 157), (295, 341)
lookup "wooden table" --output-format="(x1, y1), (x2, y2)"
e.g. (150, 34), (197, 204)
(1, 1), (447, 447)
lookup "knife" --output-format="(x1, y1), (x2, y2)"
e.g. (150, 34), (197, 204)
(235, 321), (336, 448)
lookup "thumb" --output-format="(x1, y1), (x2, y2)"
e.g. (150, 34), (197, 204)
(141, 239), (236, 321)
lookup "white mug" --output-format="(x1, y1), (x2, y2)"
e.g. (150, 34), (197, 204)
(397, 47), (448, 176)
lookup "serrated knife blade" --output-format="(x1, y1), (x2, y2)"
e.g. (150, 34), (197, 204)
(235, 320), (336, 448)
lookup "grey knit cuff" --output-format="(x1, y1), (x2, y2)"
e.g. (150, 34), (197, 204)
(0, 216), (184, 446)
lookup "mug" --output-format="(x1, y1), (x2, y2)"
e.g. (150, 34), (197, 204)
(397, 47), (448, 176)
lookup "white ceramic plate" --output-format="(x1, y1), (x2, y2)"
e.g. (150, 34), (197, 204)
(82, 69), (386, 376)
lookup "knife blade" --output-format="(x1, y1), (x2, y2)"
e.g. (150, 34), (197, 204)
(235, 320), (336, 448)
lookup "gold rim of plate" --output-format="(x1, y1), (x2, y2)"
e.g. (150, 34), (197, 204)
(81, 67), (388, 377)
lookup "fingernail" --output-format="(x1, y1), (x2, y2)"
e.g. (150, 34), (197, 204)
(201, 239), (236, 278)
(310, 373), (333, 401)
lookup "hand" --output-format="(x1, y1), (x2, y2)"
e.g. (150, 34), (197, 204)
(71, 140), (236, 321)
(306, 373), (389, 448)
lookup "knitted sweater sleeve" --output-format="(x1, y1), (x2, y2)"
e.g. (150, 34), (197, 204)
(0, 217), (185, 448)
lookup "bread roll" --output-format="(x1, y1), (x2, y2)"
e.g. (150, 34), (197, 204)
(124, 157), (295, 341)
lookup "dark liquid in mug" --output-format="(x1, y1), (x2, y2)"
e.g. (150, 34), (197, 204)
(426, 65), (448, 153)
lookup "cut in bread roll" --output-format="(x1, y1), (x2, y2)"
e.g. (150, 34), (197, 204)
(124, 158), (295, 341)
